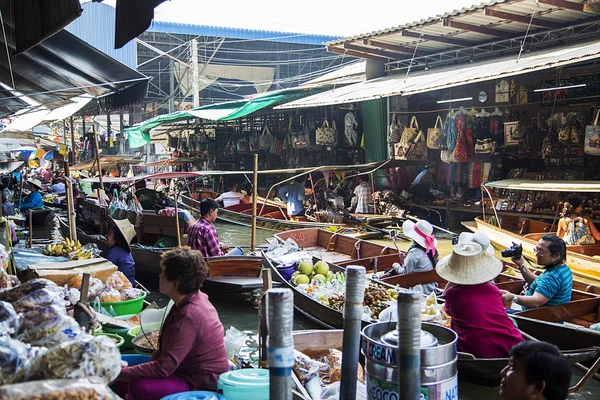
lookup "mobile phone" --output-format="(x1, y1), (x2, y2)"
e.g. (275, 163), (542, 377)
(452, 236), (459, 245)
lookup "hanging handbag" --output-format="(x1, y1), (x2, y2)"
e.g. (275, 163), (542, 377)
(316, 119), (337, 145)
(249, 131), (260, 152)
(236, 137), (250, 154)
(440, 150), (453, 164)
(260, 125), (274, 150)
(395, 116), (421, 158)
(387, 115), (403, 144)
(437, 115), (449, 151)
(270, 136), (284, 156)
(405, 131), (428, 161)
(427, 115), (443, 149)
(585, 109), (600, 156)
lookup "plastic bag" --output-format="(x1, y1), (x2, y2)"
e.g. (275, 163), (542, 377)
(0, 377), (121, 400)
(98, 288), (122, 303)
(85, 277), (105, 301)
(224, 326), (247, 359)
(0, 335), (46, 385)
(31, 334), (121, 384)
(0, 301), (20, 335)
(16, 313), (81, 347)
(105, 271), (132, 292)
(12, 288), (65, 314)
(321, 381), (367, 400)
(108, 192), (120, 218)
(0, 279), (58, 303)
(120, 288), (143, 301)
(18, 304), (66, 334)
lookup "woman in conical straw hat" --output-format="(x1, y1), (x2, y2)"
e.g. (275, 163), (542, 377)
(437, 237), (523, 358)
(385, 220), (439, 294)
(103, 217), (137, 287)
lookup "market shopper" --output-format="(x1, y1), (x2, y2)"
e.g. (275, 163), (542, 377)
(187, 198), (242, 257)
(437, 239), (524, 358)
(385, 220), (438, 294)
(409, 162), (436, 202)
(135, 179), (158, 210)
(501, 235), (572, 310)
(278, 176), (308, 217)
(114, 247), (230, 399)
(78, 170), (93, 196)
(499, 341), (571, 400)
(103, 217), (137, 287)
(49, 177), (66, 195)
(216, 182), (244, 207)
(18, 179), (44, 213)
(352, 174), (372, 214)
(556, 197), (600, 245)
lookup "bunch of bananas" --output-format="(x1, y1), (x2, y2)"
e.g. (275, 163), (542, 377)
(43, 238), (82, 257)
(69, 248), (94, 261)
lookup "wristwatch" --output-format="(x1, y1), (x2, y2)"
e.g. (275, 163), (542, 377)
(512, 295), (519, 304)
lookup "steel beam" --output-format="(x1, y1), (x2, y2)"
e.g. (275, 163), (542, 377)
(483, 8), (562, 29)
(399, 30), (472, 47)
(443, 19), (515, 38)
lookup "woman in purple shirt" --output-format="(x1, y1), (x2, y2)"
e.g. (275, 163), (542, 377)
(115, 247), (229, 400)
(104, 218), (136, 287)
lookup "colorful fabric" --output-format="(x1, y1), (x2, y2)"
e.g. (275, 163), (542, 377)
(187, 217), (223, 258)
(444, 283), (524, 358)
(490, 115), (504, 145)
(104, 245), (136, 286)
(117, 291), (230, 391)
(525, 263), (572, 308)
(353, 181), (372, 214)
(446, 114), (458, 151)
(564, 219), (596, 245)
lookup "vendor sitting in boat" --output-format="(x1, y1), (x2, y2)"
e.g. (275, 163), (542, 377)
(18, 179), (44, 213)
(384, 220), (438, 295)
(437, 235), (524, 358)
(279, 176), (308, 218)
(48, 177), (66, 195)
(216, 182), (244, 207)
(104, 217), (136, 287)
(188, 198), (242, 257)
(556, 197), (600, 245)
(115, 247), (230, 400)
(135, 179), (159, 210)
(501, 235), (572, 310)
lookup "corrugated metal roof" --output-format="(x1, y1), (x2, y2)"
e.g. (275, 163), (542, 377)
(147, 21), (341, 45)
(276, 38), (600, 109)
(484, 179), (600, 192)
(65, 2), (137, 69)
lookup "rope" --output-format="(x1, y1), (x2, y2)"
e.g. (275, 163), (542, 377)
(404, 29), (424, 83)
(0, 10), (15, 92)
(516, 4), (539, 64)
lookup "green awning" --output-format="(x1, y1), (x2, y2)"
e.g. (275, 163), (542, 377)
(127, 91), (308, 148)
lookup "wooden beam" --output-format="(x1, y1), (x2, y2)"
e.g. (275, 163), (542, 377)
(443, 19), (515, 38)
(399, 30), (471, 47)
(538, 0), (584, 11)
(327, 45), (390, 62)
(483, 8), (563, 29)
(344, 43), (398, 59)
(363, 39), (415, 54)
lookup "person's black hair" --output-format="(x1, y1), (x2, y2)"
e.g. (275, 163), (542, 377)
(294, 176), (305, 183)
(540, 234), (567, 262)
(161, 246), (208, 293)
(200, 198), (219, 216)
(228, 182), (238, 190)
(509, 341), (571, 400)
(359, 175), (369, 182)
(109, 226), (130, 250)
(561, 197), (581, 218)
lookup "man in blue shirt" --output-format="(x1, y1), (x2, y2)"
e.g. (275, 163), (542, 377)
(501, 234), (572, 309)
(278, 177), (308, 217)
(410, 163), (437, 202)
(19, 179), (44, 212)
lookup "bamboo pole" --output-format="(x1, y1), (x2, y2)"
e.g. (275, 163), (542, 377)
(251, 154), (258, 252)
(70, 116), (76, 165)
(174, 186), (182, 247)
(28, 210), (33, 248)
(92, 123), (104, 195)
(64, 162), (77, 242)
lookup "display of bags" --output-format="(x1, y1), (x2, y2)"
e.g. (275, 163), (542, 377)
(387, 115), (403, 144)
(236, 137), (250, 154)
(427, 116), (443, 149)
(395, 116), (421, 158)
(248, 131), (260, 152)
(405, 131), (428, 161)
(260, 125), (274, 150)
(316, 119), (337, 145)
(585, 110), (600, 156)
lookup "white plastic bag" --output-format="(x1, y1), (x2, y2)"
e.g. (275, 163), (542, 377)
(321, 381), (366, 400)
(224, 326), (247, 359)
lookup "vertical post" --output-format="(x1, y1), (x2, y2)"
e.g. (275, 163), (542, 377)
(169, 62), (175, 113)
(371, 172), (376, 214)
(251, 154), (258, 251)
(64, 162), (77, 242)
(174, 186), (181, 247)
(267, 288), (294, 400)
(397, 291), (422, 400)
(106, 111), (112, 152)
(28, 210), (33, 248)
(340, 266), (366, 399)
(70, 116), (76, 165)
(191, 39), (200, 109)
(92, 124), (104, 192)
(81, 117), (86, 165)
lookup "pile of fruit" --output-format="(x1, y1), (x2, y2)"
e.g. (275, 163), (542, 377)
(328, 284), (397, 320)
(291, 260), (336, 286)
(43, 239), (82, 257)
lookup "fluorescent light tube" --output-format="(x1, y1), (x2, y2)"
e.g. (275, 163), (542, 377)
(437, 97), (472, 104)
(533, 84), (586, 92)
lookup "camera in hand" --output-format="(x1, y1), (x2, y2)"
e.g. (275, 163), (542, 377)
(501, 242), (523, 258)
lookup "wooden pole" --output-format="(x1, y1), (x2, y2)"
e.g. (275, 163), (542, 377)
(64, 162), (77, 242)
(70, 116), (76, 165)
(92, 124), (104, 192)
(28, 210), (32, 248)
(251, 154), (258, 252)
(174, 186), (182, 247)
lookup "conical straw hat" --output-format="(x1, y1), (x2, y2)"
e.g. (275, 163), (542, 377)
(109, 217), (137, 251)
(436, 242), (502, 285)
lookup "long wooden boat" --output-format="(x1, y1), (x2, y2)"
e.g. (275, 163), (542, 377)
(43, 200), (68, 210)
(58, 216), (265, 293)
(179, 194), (339, 232)
(273, 228), (395, 267)
(463, 216), (600, 282)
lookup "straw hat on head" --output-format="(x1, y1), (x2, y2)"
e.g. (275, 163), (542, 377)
(79, 170), (90, 178)
(402, 220), (437, 252)
(27, 178), (43, 190)
(109, 217), (137, 251)
(436, 242), (503, 285)
(87, 190), (110, 201)
(458, 231), (495, 255)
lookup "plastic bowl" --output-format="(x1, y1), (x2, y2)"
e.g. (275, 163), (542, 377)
(100, 292), (147, 316)
(121, 354), (151, 366)
(103, 315), (137, 350)
(127, 322), (163, 340)
(96, 332), (125, 348)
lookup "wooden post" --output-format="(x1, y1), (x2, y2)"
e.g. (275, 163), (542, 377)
(64, 162), (77, 242)
(92, 124), (104, 192)
(251, 154), (258, 252)
(28, 210), (33, 248)
(70, 116), (76, 165)
(174, 186), (181, 247)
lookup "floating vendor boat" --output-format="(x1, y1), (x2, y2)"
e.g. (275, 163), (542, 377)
(463, 179), (600, 283)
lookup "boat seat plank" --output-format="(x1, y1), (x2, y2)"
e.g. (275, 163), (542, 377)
(517, 298), (600, 324)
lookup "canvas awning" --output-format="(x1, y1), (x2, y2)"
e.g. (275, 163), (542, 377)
(277, 38), (600, 109)
(70, 156), (142, 171)
(484, 180), (600, 192)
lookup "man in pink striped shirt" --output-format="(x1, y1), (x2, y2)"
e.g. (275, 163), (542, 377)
(187, 198), (226, 258)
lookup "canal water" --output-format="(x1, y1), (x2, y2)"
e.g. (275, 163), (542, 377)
(33, 214), (600, 399)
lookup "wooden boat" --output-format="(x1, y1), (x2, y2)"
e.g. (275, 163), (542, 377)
(43, 200), (68, 210)
(273, 228), (394, 267)
(463, 216), (600, 282)
(179, 194), (339, 232)
(58, 216), (265, 294)
(14, 208), (54, 227)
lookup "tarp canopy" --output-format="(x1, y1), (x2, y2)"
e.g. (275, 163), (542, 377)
(126, 91), (310, 148)
(484, 180), (600, 192)
(70, 156), (142, 171)
(140, 158), (197, 167)
(277, 38), (600, 109)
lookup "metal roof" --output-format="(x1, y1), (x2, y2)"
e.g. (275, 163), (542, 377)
(276, 37), (600, 109)
(484, 179), (600, 192)
(326, 0), (599, 69)
(147, 21), (342, 45)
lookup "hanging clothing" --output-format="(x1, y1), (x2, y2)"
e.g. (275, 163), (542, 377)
(490, 115), (504, 145)
(447, 114), (459, 151)
(563, 218), (596, 245)
(474, 116), (492, 153)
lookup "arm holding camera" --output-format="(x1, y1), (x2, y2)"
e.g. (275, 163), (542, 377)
(511, 255), (538, 285)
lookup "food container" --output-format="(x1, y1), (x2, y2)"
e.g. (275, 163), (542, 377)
(128, 322), (163, 354)
(276, 264), (294, 281)
(103, 314), (137, 349)
(161, 392), (225, 400)
(100, 291), (147, 316)
(122, 354), (151, 366)
(95, 332), (125, 348)
(217, 369), (269, 400)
